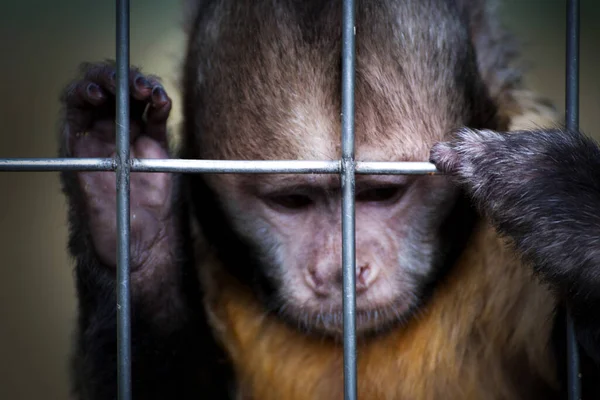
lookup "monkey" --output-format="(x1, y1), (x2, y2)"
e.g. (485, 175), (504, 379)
(56, 0), (600, 399)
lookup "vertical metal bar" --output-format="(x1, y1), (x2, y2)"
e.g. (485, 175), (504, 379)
(116, 0), (132, 399)
(341, 0), (357, 399)
(565, 1), (581, 399)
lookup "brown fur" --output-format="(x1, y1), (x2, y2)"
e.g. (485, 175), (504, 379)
(183, 0), (497, 163)
(193, 89), (562, 400)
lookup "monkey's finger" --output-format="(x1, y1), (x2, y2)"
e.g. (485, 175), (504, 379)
(79, 62), (162, 104)
(145, 84), (172, 146)
(429, 142), (460, 174)
(130, 73), (155, 101)
(63, 69), (150, 110)
(63, 81), (108, 109)
(75, 62), (119, 94)
(79, 63), (147, 98)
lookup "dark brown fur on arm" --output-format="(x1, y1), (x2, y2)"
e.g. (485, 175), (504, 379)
(58, 61), (230, 399)
(430, 127), (600, 365)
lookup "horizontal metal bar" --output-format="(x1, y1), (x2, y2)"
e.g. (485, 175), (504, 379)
(134, 160), (442, 174)
(131, 159), (341, 173)
(0, 158), (442, 175)
(0, 158), (115, 171)
(356, 161), (439, 175)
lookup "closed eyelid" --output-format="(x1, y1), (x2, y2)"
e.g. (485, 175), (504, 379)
(258, 185), (323, 198)
(355, 176), (412, 191)
(247, 175), (413, 198)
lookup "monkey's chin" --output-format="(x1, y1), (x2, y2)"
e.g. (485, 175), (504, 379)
(277, 302), (418, 340)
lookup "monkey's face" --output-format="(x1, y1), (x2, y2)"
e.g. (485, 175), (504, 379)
(206, 171), (460, 337)
(188, 0), (485, 338)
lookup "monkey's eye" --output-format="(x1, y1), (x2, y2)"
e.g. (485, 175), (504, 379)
(356, 186), (404, 203)
(267, 194), (314, 211)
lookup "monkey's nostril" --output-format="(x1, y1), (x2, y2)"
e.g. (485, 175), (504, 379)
(134, 75), (151, 90)
(306, 267), (329, 297)
(310, 268), (324, 287)
(358, 265), (370, 282)
(356, 263), (378, 292)
(152, 86), (169, 104)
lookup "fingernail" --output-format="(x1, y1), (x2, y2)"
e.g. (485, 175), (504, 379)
(152, 86), (168, 104)
(86, 83), (103, 100)
(134, 75), (151, 89)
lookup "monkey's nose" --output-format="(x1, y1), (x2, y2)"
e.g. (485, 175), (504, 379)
(329, 263), (378, 294)
(307, 263), (379, 297)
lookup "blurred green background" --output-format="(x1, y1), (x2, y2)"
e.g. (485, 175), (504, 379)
(0, 1), (598, 398)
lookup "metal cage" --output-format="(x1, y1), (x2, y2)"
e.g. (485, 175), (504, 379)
(0, 0), (582, 399)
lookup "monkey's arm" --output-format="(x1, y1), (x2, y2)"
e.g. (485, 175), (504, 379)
(430, 127), (600, 363)
(59, 62), (228, 399)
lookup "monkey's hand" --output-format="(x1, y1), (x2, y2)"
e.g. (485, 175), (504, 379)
(430, 127), (600, 362)
(59, 61), (175, 273)
(429, 127), (600, 293)
(58, 62), (210, 398)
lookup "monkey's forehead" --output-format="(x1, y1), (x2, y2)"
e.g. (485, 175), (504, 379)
(185, 0), (477, 162)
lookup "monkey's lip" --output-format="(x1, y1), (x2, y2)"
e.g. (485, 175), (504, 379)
(277, 302), (415, 338)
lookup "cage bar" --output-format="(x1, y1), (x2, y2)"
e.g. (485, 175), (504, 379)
(355, 161), (438, 175)
(132, 159), (340, 174)
(565, 0), (581, 399)
(0, 158), (115, 171)
(340, 0), (358, 399)
(115, 0), (132, 399)
(0, 159), (441, 175)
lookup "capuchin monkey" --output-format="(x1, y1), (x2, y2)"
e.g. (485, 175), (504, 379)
(58, 0), (600, 398)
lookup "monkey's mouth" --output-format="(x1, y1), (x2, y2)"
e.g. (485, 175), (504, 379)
(275, 300), (418, 339)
